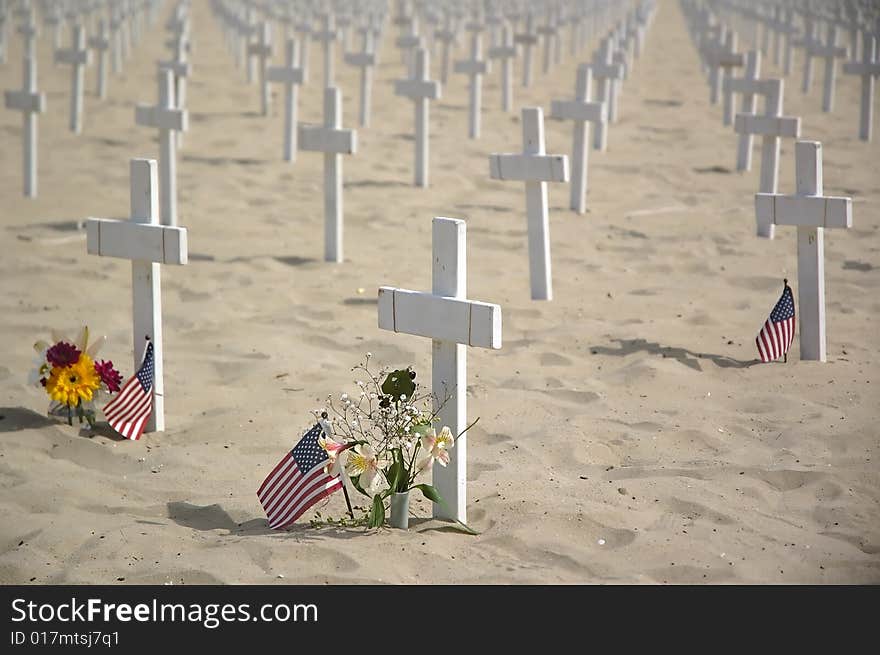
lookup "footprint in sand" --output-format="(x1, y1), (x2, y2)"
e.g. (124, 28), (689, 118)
(539, 352), (572, 366)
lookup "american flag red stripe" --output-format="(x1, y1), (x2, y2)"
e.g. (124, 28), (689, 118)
(756, 284), (796, 362)
(257, 422), (343, 530)
(103, 342), (154, 440)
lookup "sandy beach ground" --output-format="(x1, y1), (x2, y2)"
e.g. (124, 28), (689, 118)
(1, 0), (878, 584)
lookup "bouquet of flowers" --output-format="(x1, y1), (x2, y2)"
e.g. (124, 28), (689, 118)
(29, 327), (123, 427)
(316, 354), (477, 530)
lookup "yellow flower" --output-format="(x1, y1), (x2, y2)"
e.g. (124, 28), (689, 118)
(45, 353), (101, 407)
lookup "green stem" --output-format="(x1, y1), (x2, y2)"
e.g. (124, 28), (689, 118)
(67, 404), (72, 426)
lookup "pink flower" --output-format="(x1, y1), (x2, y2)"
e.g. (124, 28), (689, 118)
(94, 360), (123, 393)
(46, 341), (81, 368)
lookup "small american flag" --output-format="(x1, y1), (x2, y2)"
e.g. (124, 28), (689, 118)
(103, 341), (154, 440)
(257, 422), (343, 530)
(756, 282), (796, 363)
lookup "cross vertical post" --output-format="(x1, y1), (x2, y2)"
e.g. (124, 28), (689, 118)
(268, 38), (303, 161)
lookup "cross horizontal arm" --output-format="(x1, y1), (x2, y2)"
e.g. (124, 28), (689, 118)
(489, 45), (516, 58)
(88, 36), (110, 50)
(135, 104), (188, 131)
(267, 66), (303, 84)
(734, 113), (800, 137)
(489, 153), (569, 182)
(843, 61), (880, 75)
(724, 77), (777, 96)
(298, 125), (357, 154)
(86, 219), (188, 264)
(454, 60), (488, 75)
(4, 89), (45, 112)
(755, 193), (852, 229)
(590, 61), (624, 79)
(55, 49), (90, 65)
(394, 79), (441, 99)
(158, 60), (191, 77)
(378, 287), (502, 349)
(344, 52), (375, 67)
(551, 99), (606, 123)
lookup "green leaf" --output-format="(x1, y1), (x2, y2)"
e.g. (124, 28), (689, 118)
(411, 485), (480, 535)
(449, 520), (480, 536)
(386, 460), (402, 494)
(367, 494), (386, 528)
(349, 473), (369, 498)
(412, 483), (443, 504)
(380, 368), (416, 402)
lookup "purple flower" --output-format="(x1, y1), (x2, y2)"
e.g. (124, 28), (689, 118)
(94, 360), (123, 394)
(46, 341), (81, 368)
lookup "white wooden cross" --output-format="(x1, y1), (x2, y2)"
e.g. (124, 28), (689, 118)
(242, 4), (255, 83)
(135, 68), (188, 227)
(314, 12), (337, 87)
(488, 22), (516, 112)
(724, 49), (760, 130)
(343, 29), (376, 127)
(704, 26), (744, 106)
(454, 32), (486, 139)
(158, 33), (191, 151)
(4, 55), (45, 198)
(394, 47), (441, 188)
(86, 158), (188, 433)
(434, 9), (457, 84)
(110, 6), (124, 74)
(538, 9), (558, 75)
(725, 50), (771, 169)
(755, 141), (852, 361)
(378, 216), (502, 524)
(268, 38), (303, 162)
(489, 107), (569, 300)
(15, 6), (37, 60)
(770, 6), (797, 75)
(55, 23), (91, 134)
(43, 6), (62, 52)
(298, 87), (357, 263)
(551, 65), (606, 215)
(843, 34), (879, 141)
(247, 21), (272, 116)
(734, 78), (801, 238)
(795, 17), (822, 94)
(294, 17), (312, 84)
(0, 11), (7, 65)
(811, 24), (848, 112)
(591, 36), (624, 151)
(87, 17), (110, 100)
(514, 12), (537, 87)
(395, 14), (421, 72)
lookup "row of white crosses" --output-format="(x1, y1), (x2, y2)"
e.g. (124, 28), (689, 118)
(714, 0), (879, 141)
(684, 2), (859, 363)
(683, 3), (802, 238)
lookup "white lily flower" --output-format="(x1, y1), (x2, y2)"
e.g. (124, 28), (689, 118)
(417, 426), (454, 471)
(346, 443), (383, 491)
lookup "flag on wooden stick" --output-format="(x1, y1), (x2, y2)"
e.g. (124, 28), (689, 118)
(257, 421), (343, 530)
(756, 280), (796, 363)
(103, 339), (155, 440)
